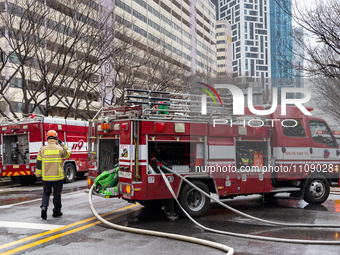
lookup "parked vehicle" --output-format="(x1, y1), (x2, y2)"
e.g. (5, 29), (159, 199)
(0, 114), (88, 185)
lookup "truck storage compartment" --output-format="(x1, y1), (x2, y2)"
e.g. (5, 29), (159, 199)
(2, 134), (29, 165)
(98, 139), (119, 173)
(235, 140), (272, 194)
(148, 142), (204, 173)
(235, 141), (268, 170)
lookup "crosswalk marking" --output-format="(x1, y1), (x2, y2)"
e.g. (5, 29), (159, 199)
(0, 221), (64, 230)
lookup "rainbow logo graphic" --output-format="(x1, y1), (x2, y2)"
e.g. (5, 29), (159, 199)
(197, 82), (223, 107)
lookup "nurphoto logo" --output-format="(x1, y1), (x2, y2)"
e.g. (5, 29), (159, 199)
(198, 83), (312, 116)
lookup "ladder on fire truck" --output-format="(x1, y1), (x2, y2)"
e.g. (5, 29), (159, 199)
(0, 114), (43, 125)
(87, 85), (237, 169)
(123, 87), (234, 120)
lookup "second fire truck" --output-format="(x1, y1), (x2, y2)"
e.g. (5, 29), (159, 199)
(0, 114), (89, 185)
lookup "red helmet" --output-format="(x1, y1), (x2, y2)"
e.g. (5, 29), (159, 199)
(47, 130), (58, 139)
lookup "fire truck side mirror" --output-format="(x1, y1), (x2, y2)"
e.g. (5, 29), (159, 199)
(336, 150), (340, 156)
(282, 146), (286, 153)
(269, 129), (274, 136)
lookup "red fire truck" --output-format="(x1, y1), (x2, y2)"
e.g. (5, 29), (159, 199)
(87, 89), (340, 217)
(0, 114), (89, 185)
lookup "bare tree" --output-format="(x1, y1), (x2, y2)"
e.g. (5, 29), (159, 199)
(0, 0), (120, 120)
(28, 0), (119, 119)
(1, 0), (195, 120)
(0, 0), (48, 118)
(277, 0), (340, 121)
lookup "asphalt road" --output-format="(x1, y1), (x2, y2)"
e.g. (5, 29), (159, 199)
(0, 179), (340, 254)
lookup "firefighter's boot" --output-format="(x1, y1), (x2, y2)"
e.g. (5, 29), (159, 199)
(52, 209), (63, 217)
(41, 206), (47, 219)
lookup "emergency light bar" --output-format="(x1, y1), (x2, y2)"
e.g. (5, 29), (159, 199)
(9, 125), (19, 131)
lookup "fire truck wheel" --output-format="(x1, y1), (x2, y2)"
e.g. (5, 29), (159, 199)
(64, 163), (76, 183)
(19, 176), (37, 186)
(138, 200), (163, 210)
(303, 175), (330, 204)
(177, 180), (210, 218)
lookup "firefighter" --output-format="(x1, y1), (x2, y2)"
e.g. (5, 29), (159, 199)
(35, 130), (71, 219)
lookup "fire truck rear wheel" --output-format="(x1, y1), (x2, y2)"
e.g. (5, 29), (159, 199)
(177, 180), (210, 218)
(303, 175), (330, 204)
(64, 163), (76, 183)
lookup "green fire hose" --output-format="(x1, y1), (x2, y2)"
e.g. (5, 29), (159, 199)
(94, 165), (119, 196)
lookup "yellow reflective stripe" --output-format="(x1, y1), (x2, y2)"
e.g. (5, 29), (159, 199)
(42, 176), (64, 180)
(44, 150), (60, 155)
(36, 169), (41, 174)
(65, 151), (71, 159)
(42, 159), (62, 162)
(37, 156), (42, 160)
(42, 174), (64, 178)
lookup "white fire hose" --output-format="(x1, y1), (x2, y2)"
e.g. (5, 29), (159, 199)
(88, 184), (234, 254)
(88, 164), (340, 255)
(158, 165), (340, 244)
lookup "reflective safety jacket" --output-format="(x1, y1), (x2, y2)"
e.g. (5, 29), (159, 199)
(35, 139), (71, 181)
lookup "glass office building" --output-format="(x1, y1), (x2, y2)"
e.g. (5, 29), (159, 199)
(270, 0), (294, 100)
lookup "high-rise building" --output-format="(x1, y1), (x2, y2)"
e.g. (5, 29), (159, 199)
(110, 0), (218, 75)
(218, 0), (271, 83)
(216, 19), (232, 77)
(270, 0), (293, 80)
(211, 0), (219, 19)
(270, 0), (294, 101)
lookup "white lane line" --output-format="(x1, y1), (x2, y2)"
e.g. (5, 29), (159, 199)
(0, 191), (84, 209)
(0, 221), (65, 230)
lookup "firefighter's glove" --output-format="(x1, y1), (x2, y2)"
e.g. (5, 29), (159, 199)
(58, 139), (66, 147)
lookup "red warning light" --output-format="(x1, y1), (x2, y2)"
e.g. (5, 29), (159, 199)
(155, 122), (166, 133)
(9, 125), (19, 131)
(122, 123), (128, 130)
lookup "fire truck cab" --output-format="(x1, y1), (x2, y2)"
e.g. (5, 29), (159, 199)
(0, 115), (88, 185)
(87, 89), (340, 217)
